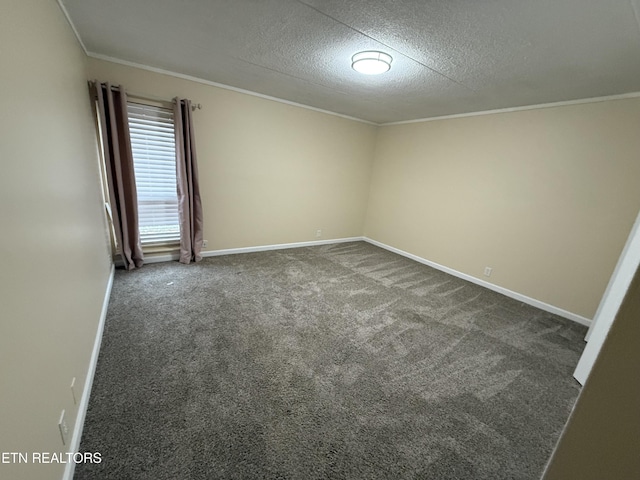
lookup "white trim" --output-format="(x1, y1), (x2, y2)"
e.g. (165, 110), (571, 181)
(62, 264), (115, 480)
(86, 53), (377, 126)
(112, 236), (591, 326)
(201, 237), (365, 258)
(381, 92), (640, 126)
(55, 0), (89, 55)
(573, 208), (640, 385)
(112, 238), (364, 266)
(363, 237), (591, 327)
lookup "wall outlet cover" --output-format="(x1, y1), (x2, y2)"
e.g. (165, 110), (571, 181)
(58, 410), (69, 445)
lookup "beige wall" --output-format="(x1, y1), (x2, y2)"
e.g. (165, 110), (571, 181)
(0, 1), (112, 479)
(542, 263), (640, 480)
(86, 58), (377, 251)
(365, 100), (640, 318)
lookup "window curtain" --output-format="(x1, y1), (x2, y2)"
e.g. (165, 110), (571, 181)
(90, 81), (144, 270)
(174, 98), (204, 264)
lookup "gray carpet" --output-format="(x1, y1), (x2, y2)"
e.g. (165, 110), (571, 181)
(75, 241), (587, 480)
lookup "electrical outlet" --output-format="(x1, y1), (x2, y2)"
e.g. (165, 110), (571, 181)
(70, 377), (77, 405)
(484, 266), (492, 277)
(202, 239), (208, 248)
(58, 410), (69, 446)
(316, 230), (322, 238)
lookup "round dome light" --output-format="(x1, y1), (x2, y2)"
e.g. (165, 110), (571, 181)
(351, 51), (392, 75)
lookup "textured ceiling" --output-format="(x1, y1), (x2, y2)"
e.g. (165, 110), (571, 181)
(60, 0), (640, 124)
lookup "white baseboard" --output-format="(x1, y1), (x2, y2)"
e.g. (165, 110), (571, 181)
(114, 238), (365, 267)
(363, 237), (592, 327)
(201, 237), (364, 258)
(118, 236), (590, 327)
(62, 264), (115, 480)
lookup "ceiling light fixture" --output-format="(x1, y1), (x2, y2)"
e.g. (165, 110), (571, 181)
(351, 51), (392, 75)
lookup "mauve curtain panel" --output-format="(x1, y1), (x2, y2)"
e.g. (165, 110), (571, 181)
(91, 81), (144, 270)
(174, 98), (204, 264)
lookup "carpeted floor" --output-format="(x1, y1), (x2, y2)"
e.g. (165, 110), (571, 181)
(75, 241), (587, 480)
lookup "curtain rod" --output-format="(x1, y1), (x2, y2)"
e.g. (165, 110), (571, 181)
(94, 82), (202, 111)
(128, 90), (203, 111)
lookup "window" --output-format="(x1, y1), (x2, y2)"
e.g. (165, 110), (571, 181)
(127, 102), (180, 245)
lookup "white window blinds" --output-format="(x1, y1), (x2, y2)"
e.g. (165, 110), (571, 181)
(127, 102), (180, 245)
